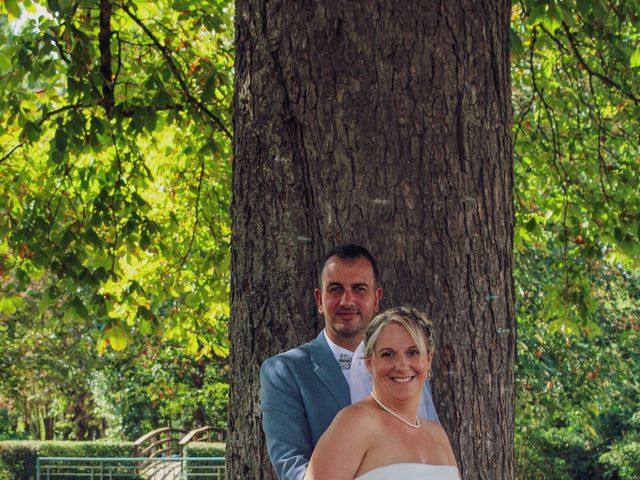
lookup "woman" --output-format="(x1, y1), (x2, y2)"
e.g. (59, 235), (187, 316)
(305, 306), (459, 480)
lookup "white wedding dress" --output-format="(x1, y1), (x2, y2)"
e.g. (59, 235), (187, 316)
(355, 463), (459, 479)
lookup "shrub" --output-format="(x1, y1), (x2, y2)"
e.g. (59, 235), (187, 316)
(182, 442), (226, 478)
(0, 463), (11, 480)
(0, 461), (13, 480)
(0, 441), (135, 480)
(600, 436), (640, 479)
(183, 441), (225, 457)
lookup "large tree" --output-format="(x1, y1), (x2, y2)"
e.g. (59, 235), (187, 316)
(229, 1), (514, 479)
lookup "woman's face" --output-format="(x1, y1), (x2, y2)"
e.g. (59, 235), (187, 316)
(366, 322), (432, 401)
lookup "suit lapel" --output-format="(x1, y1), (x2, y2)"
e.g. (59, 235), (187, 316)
(309, 332), (351, 409)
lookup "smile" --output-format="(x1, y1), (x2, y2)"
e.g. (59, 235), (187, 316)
(391, 376), (415, 383)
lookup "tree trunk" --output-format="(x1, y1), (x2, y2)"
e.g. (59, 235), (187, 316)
(44, 415), (55, 441)
(192, 360), (207, 427)
(229, 1), (515, 479)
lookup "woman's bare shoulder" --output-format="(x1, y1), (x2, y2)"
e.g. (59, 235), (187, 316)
(333, 401), (378, 429)
(421, 419), (457, 466)
(306, 401), (379, 479)
(421, 419), (447, 434)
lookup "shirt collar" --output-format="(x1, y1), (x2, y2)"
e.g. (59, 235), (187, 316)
(323, 330), (364, 363)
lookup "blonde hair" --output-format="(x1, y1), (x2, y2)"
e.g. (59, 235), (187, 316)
(363, 306), (435, 358)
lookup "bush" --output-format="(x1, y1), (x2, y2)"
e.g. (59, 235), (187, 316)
(183, 441), (225, 457)
(0, 462), (12, 480)
(600, 435), (640, 479)
(0, 441), (135, 480)
(182, 442), (225, 479)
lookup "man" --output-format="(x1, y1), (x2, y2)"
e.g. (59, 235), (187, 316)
(260, 244), (439, 480)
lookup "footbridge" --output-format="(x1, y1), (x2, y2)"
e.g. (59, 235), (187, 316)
(36, 426), (226, 480)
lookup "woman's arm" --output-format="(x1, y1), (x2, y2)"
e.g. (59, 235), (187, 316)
(304, 405), (371, 480)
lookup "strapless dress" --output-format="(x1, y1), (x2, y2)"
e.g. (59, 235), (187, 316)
(355, 463), (459, 479)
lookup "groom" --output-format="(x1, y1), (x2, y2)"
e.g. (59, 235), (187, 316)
(260, 244), (439, 480)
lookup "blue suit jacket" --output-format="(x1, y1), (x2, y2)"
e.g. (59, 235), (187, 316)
(260, 332), (439, 480)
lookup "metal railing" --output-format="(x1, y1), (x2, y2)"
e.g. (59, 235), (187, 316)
(36, 456), (225, 480)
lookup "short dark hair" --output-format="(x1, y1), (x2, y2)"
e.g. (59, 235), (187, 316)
(319, 243), (379, 286)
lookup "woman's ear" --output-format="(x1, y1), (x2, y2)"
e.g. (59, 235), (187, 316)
(425, 351), (433, 371)
(365, 356), (372, 373)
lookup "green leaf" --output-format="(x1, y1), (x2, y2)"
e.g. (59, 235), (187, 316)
(106, 324), (130, 351)
(22, 121), (42, 142)
(71, 297), (89, 319)
(0, 54), (11, 74)
(630, 46), (640, 69)
(213, 343), (229, 358)
(186, 334), (198, 355)
(575, 0), (593, 17)
(0, 296), (24, 315)
(4, 0), (21, 18)
(511, 29), (524, 57)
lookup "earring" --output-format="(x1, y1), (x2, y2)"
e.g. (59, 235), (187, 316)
(427, 371), (432, 381)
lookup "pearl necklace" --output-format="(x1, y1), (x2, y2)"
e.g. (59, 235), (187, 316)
(370, 391), (421, 429)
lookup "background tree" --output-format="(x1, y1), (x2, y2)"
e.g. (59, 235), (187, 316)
(511, 2), (640, 478)
(0, 0), (232, 359)
(230, 1), (514, 479)
(0, 0), (233, 441)
(512, 0), (639, 323)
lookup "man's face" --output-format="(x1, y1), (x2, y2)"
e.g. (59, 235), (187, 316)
(314, 255), (383, 350)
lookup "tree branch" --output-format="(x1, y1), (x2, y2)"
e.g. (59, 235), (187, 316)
(562, 21), (640, 105)
(38, 102), (84, 125)
(528, 29), (568, 194)
(177, 160), (205, 271)
(120, 3), (232, 138)
(99, 0), (115, 117)
(1, 144), (23, 164)
(110, 133), (123, 276)
(36, 101), (186, 126)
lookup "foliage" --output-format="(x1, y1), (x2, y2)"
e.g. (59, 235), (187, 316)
(183, 442), (226, 479)
(183, 441), (226, 456)
(515, 248), (640, 479)
(0, 284), (228, 439)
(0, 1), (638, 477)
(94, 344), (229, 439)
(0, 463), (10, 480)
(0, 440), (134, 480)
(512, 0), (640, 333)
(513, 2), (640, 476)
(0, 410), (22, 442)
(0, 275), (105, 440)
(598, 410), (640, 479)
(0, 0), (233, 355)
(600, 430), (640, 479)
(0, 0), (232, 442)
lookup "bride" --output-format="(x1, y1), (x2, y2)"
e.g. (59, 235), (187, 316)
(304, 306), (459, 480)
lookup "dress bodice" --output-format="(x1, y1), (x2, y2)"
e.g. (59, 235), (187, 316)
(355, 463), (459, 479)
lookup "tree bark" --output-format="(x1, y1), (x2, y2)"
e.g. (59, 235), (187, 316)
(229, 1), (515, 479)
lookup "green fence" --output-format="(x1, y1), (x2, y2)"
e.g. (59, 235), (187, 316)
(36, 457), (225, 480)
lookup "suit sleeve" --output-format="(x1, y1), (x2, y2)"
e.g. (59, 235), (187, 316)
(260, 356), (312, 480)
